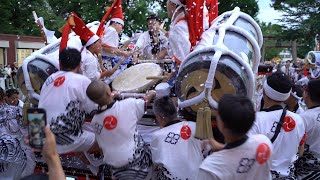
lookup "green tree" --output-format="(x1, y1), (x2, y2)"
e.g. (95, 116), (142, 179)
(272, 0), (320, 57)
(219, 0), (259, 17)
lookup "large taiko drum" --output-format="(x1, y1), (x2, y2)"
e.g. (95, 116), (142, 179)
(176, 7), (262, 117)
(112, 63), (162, 93)
(306, 51), (320, 66)
(17, 22), (99, 104)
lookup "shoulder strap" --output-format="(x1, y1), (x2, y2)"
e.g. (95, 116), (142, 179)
(271, 107), (287, 143)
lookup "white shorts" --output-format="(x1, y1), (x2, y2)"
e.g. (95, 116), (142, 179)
(56, 130), (95, 154)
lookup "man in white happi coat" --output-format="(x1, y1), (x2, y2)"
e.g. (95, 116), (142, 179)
(295, 79), (320, 179)
(38, 48), (101, 172)
(64, 13), (125, 82)
(150, 96), (203, 180)
(134, 14), (168, 60)
(86, 80), (156, 180)
(198, 95), (273, 180)
(0, 88), (35, 180)
(248, 72), (306, 179)
(97, 0), (132, 84)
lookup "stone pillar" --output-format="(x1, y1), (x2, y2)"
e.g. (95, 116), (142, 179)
(292, 40), (297, 64)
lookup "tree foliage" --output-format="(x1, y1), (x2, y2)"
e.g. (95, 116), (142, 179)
(272, 0), (320, 57)
(0, 0), (259, 37)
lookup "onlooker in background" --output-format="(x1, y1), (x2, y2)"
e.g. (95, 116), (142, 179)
(5, 64), (15, 89)
(5, 88), (24, 108)
(11, 62), (19, 88)
(0, 87), (35, 179)
(295, 79), (320, 179)
(296, 72), (311, 88)
(0, 64), (5, 90)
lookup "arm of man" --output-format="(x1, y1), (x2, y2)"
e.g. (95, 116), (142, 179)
(42, 127), (66, 180)
(156, 49), (168, 60)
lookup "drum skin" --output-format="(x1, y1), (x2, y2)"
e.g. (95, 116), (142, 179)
(176, 51), (249, 117)
(112, 63), (162, 93)
(17, 58), (58, 104)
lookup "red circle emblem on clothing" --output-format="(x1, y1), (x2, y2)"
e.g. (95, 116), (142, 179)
(282, 116), (296, 132)
(54, 76), (65, 87)
(103, 115), (118, 130)
(180, 125), (192, 140)
(256, 143), (271, 164)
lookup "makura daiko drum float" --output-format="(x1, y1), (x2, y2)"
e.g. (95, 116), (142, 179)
(175, 7), (263, 117)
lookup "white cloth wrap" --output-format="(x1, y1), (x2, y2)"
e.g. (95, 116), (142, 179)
(263, 81), (291, 102)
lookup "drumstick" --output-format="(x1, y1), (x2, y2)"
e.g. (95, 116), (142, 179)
(146, 76), (166, 80)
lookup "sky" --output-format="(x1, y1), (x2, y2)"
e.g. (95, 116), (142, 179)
(257, 0), (284, 24)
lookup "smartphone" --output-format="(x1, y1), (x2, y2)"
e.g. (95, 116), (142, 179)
(27, 108), (46, 149)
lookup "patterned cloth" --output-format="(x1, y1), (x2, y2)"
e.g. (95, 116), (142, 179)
(295, 106), (320, 180)
(0, 104), (35, 180)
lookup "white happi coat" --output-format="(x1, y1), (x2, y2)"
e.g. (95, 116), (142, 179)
(101, 26), (119, 59)
(91, 98), (151, 163)
(135, 30), (168, 60)
(80, 49), (101, 81)
(198, 134), (273, 180)
(150, 121), (203, 180)
(39, 71), (97, 154)
(0, 104), (35, 180)
(248, 107), (305, 179)
(296, 106), (320, 179)
(168, 12), (190, 64)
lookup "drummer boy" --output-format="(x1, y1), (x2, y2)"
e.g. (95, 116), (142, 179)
(86, 80), (156, 179)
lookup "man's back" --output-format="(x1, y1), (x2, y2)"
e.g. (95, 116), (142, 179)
(248, 109), (305, 178)
(39, 71), (96, 153)
(198, 134), (272, 180)
(150, 121), (203, 180)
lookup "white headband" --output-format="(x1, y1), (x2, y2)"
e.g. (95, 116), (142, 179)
(263, 81), (291, 101)
(291, 91), (302, 100)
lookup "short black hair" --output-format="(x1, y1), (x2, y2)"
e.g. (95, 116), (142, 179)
(218, 94), (255, 135)
(59, 47), (81, 71)
(147, 14), (162, 22)
(267, 71), (292, 94)
(153, 96), (177, 120)
(6, 88), (19, 97)
(306, 79), (320, 103)
(292, 84), (303, 98)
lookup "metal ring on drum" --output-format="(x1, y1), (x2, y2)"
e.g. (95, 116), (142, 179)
(111, 63), (163, 93)
(176, 7), (261, 117)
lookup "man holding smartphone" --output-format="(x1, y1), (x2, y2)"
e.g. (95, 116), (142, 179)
(39, 48), (101, 173)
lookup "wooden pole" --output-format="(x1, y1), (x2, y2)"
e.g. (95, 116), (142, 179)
(32, 11), (48, 45)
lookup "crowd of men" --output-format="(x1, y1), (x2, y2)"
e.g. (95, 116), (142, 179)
(0, 62), (18, 90)
(1, 0), (320, 180)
